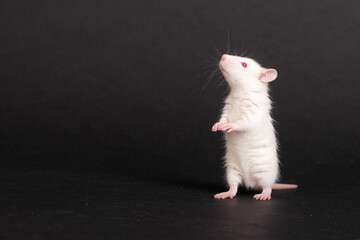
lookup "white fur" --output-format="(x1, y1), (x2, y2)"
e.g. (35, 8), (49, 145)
(218, 54), (279, 190)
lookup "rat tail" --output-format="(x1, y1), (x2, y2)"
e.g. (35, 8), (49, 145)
(272, 183), (298, 190)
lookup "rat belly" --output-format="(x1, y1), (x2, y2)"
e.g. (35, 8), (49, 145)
(224, 128), (279, 189)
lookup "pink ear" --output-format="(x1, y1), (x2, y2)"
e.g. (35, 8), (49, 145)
(259, 69), (278, 83)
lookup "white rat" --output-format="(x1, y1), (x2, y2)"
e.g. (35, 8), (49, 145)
(212, 54), (297, 200)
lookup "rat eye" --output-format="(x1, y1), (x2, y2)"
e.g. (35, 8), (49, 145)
(241, 62), (247, 68)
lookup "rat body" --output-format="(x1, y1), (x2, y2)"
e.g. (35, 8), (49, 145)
(212, 54), (297, 200)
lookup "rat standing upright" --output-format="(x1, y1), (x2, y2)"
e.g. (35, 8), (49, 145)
(212, 54), (297, 201)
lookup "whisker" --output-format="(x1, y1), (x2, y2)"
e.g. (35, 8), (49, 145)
(207, 54), (220, 61)
(216, 78), (227, 88)
(200, 66), (219, 76)
(233, 47), (241, 56)
(202, 68), (220, 89)
(248, 38), (262, 58)
(201, 64), (219, 70)
(209, 40), (222, 57)
(226, 28), (231, 55)
(197, 64), (219, 78)
(241, 47), (250, 57)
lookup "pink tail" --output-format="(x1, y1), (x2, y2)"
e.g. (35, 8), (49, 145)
(272, 183), (298, 190)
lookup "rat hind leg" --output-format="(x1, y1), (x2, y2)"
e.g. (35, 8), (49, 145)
(251, 159), (278, 201)
(253, 173), (277, 201)
(214, 164), (242, 199)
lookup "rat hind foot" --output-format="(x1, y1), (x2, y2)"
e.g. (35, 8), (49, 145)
(253, 192), (271, 201)
(214, 184), (238, 199)
(253, 186), (272, 201)
(214, 191), (236, 199)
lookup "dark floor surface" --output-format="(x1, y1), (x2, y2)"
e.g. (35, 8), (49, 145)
(1, 167), (359, 240)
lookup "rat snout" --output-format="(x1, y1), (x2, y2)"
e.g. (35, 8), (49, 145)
(219, 54), (230, 73)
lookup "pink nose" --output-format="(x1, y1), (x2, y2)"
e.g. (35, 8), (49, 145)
(221, 55), (226, 61)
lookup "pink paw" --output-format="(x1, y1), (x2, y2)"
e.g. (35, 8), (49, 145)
(212, 122), (226, 132)
(219, 123), (238, 133)
(214, 191), (236, 199)
(253, 193), (271, 201)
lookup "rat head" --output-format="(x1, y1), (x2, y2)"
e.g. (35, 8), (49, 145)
(219, 54), (278, 89)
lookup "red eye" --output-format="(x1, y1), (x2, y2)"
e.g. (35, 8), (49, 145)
(242, 62), (247, 68)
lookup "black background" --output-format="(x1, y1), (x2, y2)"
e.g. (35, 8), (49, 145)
(0, 0), (359, 239)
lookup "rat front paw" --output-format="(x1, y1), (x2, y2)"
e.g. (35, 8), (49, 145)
(220, 123), (239, 133)
(212, 122), (226, 132)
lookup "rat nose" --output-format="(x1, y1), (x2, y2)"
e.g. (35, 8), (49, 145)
(221, 55), (226, 61)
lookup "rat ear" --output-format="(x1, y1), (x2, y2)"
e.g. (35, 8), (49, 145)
(259, 69), (278, 83)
